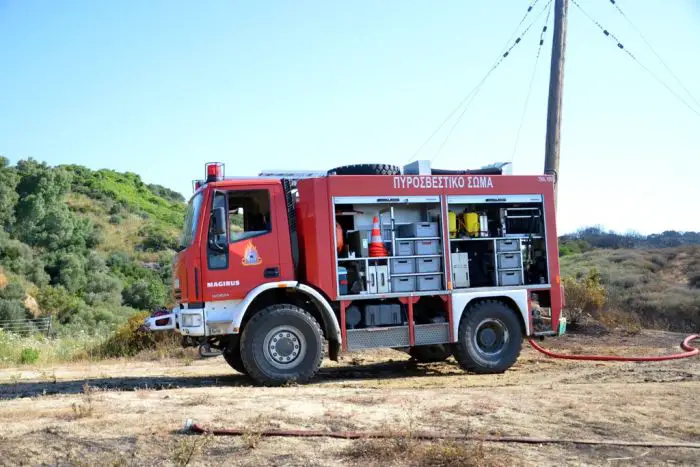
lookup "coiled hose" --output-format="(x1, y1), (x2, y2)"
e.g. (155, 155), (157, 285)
(528, 334), (699, 362)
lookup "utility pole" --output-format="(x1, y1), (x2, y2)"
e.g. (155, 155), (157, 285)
(544, 0), (569, 208)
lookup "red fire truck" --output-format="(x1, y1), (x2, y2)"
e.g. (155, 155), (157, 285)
(144, 161), (566, 385)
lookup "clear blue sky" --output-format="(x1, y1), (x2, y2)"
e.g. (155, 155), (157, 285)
(1, 0), (699, 235)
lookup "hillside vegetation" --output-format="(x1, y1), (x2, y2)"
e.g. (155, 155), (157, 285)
(560, 229), (700, 332)
(0, 157), (185, 337)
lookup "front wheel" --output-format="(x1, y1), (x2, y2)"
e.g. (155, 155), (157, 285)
(453, 300), (522, 373)
(223, 339), (247, 375)
(240, 304), (325, 386)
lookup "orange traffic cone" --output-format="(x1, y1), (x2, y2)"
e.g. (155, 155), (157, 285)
(368, 215), (388, 257)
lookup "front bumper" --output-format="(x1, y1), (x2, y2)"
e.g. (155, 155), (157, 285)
(143, 307), (208, 337)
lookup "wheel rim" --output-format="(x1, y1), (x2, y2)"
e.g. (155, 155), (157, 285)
(473, 318), (509, 357)
(263, 325), (307, 370)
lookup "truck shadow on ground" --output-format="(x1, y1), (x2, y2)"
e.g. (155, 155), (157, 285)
(0, 359), (462, 400)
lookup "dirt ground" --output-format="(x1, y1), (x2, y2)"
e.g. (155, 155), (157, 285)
(0, 329), (699, 466)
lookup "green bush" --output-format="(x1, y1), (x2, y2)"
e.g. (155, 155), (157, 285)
(122, 277), (167, 310)
(562, 268), (606, 328)
(138, 224), (177, 251)
(0, 299), (30, 322)
(20, 347), (39, 364)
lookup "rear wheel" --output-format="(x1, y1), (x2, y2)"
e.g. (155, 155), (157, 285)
(240, 304), (325, 386)
(453, 300), (522, 373)
(409, 344), (453, 363)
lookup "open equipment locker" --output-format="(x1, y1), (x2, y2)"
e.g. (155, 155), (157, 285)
(332, 195), (452, 351)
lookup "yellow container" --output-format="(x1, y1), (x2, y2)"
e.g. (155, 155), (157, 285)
(448, 212), (457, 238)
(465, 212), (480, 237)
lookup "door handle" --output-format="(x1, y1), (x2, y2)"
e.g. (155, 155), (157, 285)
(264, 267), (280, 278)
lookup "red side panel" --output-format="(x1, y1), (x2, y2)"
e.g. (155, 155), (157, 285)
(296, 178), (335, 298)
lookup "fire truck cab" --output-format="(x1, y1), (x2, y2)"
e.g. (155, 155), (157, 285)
(145, 161), (565, 386)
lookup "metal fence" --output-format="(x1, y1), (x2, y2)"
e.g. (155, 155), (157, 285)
(0, 316), (53, 336)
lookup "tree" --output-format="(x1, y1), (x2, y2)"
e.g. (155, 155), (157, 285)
(0, 157), (19, 229)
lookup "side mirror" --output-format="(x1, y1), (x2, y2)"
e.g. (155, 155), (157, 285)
(212, 207), (227, 236)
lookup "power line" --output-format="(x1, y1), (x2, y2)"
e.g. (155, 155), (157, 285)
(571, 0), (700, 118)
(407, 0), (546, 163)
(606, 0), (700, 111)
(428, 0), (555, 163)
(511, 1), (553, 162)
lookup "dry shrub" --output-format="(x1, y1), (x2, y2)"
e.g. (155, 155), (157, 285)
(98, 311), (180, 358)
(172, 434), (213, 467)
(562, 268), (606, 328)
(343, 438), (499, 467)
(71, 382), (94, 419)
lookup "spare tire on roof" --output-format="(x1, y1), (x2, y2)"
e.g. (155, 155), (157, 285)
(327, 164), (401, 176)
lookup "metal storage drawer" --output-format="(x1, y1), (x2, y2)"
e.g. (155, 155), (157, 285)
(498, 270), (523, 286)
(416, 257), (441, 273)
(390, 258), (415, 274)
(395, 240), (414, 256)
(391, 276), (415, 292)
(415, 239), (440, 255)
(497, 252), (522, 270)
(416, 274), (442, 291)
(496, 239), (520, 252)
(398, 222), (439, 238)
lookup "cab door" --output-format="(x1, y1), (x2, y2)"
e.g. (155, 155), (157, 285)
(201, 184), (290, 302)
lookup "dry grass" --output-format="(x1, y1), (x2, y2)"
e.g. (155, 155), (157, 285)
(242, 414), (270, 449)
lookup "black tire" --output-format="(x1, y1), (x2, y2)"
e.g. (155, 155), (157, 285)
(409, 344), (453, 363)
(327, 164), (401, 176)
(453, 300), (522, 374)
(240, 304), (325, 386)
(223, 341), (247, 375)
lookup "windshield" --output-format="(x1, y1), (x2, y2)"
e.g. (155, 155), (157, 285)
(179, 191), (204, 249)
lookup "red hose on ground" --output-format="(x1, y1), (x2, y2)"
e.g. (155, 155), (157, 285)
(184, 422), (700, 448)
(527, 334), (699, 362)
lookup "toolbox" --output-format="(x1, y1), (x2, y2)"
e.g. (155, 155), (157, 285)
(497, 252), (522, 270)
(496, 238), (520, 252)
(417, 274), (442, 291)
(395, 240), (415, 256)
(390, 276), (416, 293)
(416, 257), (441, 273)
(498, 270), (523, 286)
(398, 222), (439, 238)
(414, 239), (440, 255)
(390, 258), (415, 274)
(364, 304), (402, 327)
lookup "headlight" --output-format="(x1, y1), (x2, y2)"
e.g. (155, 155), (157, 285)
(181, 314), (202, 327)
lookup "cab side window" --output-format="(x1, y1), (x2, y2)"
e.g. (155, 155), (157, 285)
(228, 190), (272, 242)
(207, 191), (228, 270)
